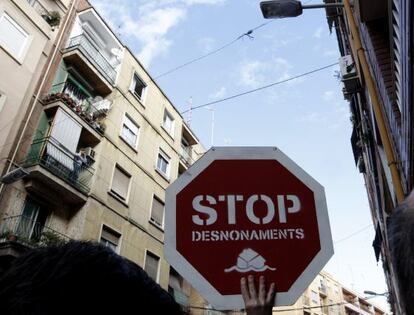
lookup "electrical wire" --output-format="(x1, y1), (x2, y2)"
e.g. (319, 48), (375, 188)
(181, 62), (339, 114)
(152, 20), (275, 80)
(334, 224), (373, 244)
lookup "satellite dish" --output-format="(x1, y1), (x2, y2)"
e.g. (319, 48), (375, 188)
(111, 48), (123, 57)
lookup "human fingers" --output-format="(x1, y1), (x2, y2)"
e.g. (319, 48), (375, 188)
(259, 275), (266, 302)
(266, 282), (276, 306)
(241, 277), (250, 302)
(248, 275), (257, 299)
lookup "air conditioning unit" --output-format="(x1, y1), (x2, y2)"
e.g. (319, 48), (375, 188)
(92, 98), (112, 119)
(339, 55), (360, 96)
(83, 147), (96, 160)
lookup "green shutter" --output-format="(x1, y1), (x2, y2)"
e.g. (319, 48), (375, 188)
(26, 112), (50, 164)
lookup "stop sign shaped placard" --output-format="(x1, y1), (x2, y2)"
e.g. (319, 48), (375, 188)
(165, 147), (333, 310)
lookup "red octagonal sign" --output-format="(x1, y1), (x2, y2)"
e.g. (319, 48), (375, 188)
(165, 147), (333, 310)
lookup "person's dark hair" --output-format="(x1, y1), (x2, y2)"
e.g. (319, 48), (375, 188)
(388, 195), (414, 315)
(0, 241), (183, 315)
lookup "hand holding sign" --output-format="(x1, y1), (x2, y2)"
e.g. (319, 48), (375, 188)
(241, 275), (276, 315)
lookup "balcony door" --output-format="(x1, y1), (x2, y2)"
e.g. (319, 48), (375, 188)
(18, 198), (49, 241)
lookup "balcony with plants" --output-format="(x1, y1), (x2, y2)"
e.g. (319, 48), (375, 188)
(0, 215), (70, 248)
(43, 80), (111, 139)
(0, 214), (70, 263)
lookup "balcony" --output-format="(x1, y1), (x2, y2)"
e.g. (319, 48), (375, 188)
(319, 283), (328, 296)
(23, 137), (94, 205)
(0, 215), (70, 267)
(0, 215), (70, 247)
(62, 35), (116, 94)
(180, 145), (192, 168)
(43, 81), (111, 142)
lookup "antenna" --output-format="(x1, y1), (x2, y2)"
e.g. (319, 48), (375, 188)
(206, 106), (215, 147)
(187, 97), (193, 125)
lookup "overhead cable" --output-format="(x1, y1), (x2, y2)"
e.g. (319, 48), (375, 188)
(181, 62), (339, 114)
(153, 21), (275, 80)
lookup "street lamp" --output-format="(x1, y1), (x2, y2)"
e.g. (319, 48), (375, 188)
(0, 158), (29, 184)
(260, 0), (343, 19)
(363, 290), (389, 297)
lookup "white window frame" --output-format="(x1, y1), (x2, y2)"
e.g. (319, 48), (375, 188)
(130, 72), (147, 103)
(0, 12), (29, 61)
(144, 250), (160, 283)
(156, 149), (171, 179)
(149, 195), (165, 228)
(109, 164), (132, 203)
(162, 109), (175, 137)
(99, 224), (121, 254)
(120, 114), (139, 149)
(0, 92), (6, 113)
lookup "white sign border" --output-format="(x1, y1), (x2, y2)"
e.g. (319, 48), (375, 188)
(165, 147), (334, 310)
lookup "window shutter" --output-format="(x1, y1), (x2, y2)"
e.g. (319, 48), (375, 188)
(47, 108), (82, 170)
(111, 166), (130, 200)
(151, 198), (164, 226)
(101, 226), (120, 245)
(144, 252), (159, 281)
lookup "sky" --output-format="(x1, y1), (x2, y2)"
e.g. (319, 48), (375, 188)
(90, 0), (389, 310)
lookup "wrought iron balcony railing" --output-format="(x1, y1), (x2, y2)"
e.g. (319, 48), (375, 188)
(24, 137), (94, 194)
(65, 35), (117, 84)
(0, 215), (70, 247)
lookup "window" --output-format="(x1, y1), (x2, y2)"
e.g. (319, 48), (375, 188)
(100, 225), (121, 252)
(0, 13), (29, 59)
(121, 115), (139, 148)
(156, 149), (170, 178)
(311, 290), (318, 304)
(150, 196), (164, 227)
(110, 165), (131, 201)
(162, 109), (174, 136)
(144, 251), (160, 281)
(130, 73), (146, 101)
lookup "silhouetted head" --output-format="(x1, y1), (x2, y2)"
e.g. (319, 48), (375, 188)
(0, 241), (183, 315)
(388, 190), (414, 315)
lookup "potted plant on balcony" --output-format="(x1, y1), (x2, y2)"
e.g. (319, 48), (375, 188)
(96, 121), (106, 135)
(39, 230), (66, 247)
(0, 230), (17, 242)
(84, 112), (93, 122)
(42, 11), (61, 28)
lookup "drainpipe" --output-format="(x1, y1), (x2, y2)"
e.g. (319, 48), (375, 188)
(0, 0), (78, 196)
(343, 0), (405, 204)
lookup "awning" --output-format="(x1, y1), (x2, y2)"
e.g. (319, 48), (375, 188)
(372, 223), (383, 262)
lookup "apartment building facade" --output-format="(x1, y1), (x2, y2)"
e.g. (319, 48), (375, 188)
(0, 0), (71, 176)
(188, 271), (388, 315)
(324, 0), (412, 313)
(0, 0), (203, 310)
(273, 271), (388, 315)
